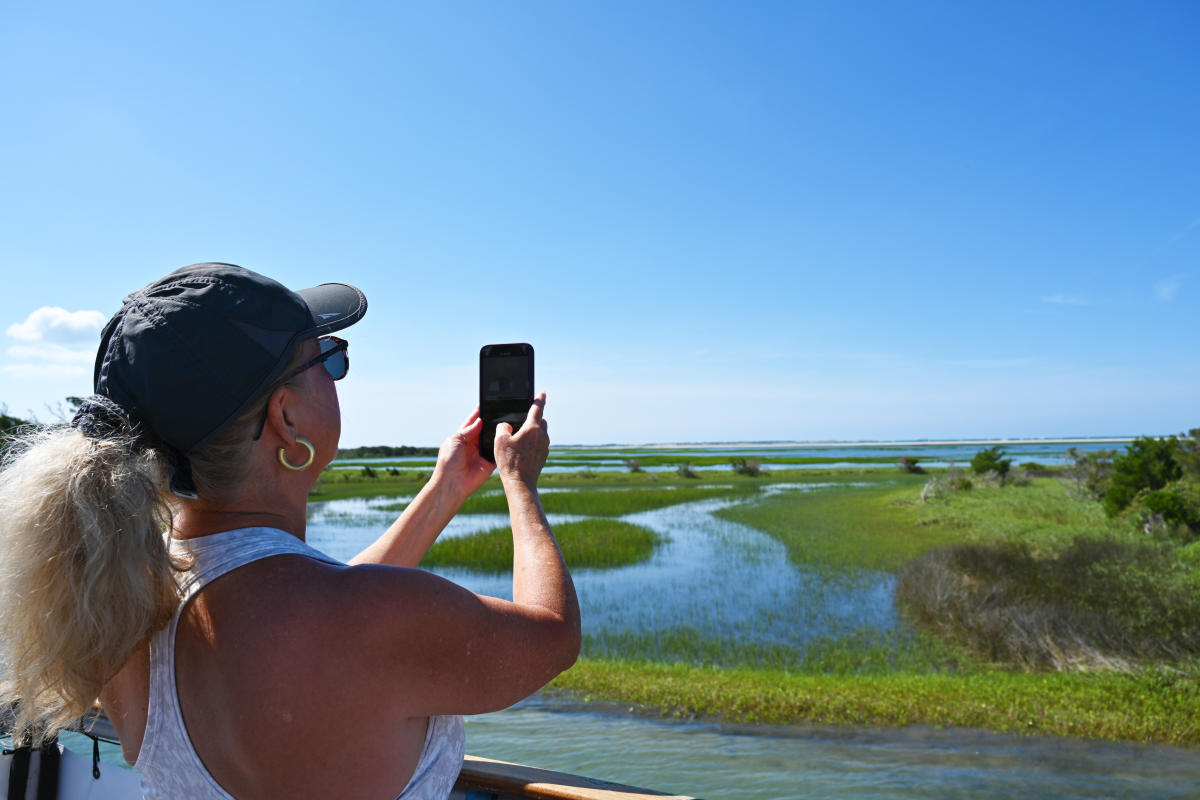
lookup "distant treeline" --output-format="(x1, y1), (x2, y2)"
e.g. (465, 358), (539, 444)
(336, 445), (439, 459)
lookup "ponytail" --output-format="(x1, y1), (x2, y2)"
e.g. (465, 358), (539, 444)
(0, 426), (183, 744)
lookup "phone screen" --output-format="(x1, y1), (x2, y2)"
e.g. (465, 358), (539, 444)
(479, 343), (534, 462)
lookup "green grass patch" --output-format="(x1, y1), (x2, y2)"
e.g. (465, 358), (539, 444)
(421, 519), (663, 573)
(713, 476), (948, 572)
(550, 658), (1200, 746)
(582, 626), (975, 673)
(906, 477), (1127, 552)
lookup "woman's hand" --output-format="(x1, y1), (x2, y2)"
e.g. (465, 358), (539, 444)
(433, 407), (495, 500)
(494, 393), (549, 487)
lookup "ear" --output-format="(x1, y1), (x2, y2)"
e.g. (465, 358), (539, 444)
(262, 384), (300, 445)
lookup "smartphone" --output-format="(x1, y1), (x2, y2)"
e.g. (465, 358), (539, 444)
(479, 343), (534, 463)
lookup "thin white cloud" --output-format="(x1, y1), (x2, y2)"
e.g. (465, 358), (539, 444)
(1039, 293), (1088, 306)
(1154, 275), (1184, 302)
(6, 307), (106, 343)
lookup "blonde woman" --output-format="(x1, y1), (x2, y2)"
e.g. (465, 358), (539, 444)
(0, 263), (579, 799)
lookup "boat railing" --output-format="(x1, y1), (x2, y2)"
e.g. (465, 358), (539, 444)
(2, 708), (699, 800)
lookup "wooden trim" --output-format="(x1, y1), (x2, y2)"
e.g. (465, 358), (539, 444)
(456, 755), (699, 800)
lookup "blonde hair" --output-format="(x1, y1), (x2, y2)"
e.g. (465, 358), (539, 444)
(0, 427), (178, 744)
(0, 347), (312, 744)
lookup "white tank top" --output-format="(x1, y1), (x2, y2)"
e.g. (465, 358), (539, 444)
(135, 527), (465, 799)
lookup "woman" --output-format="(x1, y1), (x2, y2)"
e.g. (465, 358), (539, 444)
(0, 263), (580, 799)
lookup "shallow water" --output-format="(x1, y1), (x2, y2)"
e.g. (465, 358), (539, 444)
(307, 488), (896, 661)
(466, 695), (1200, 799)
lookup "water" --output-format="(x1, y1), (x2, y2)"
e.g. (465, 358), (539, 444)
(329, 439), (1126, 472)
(307, 488), (896, 659)
(465, 695), (1200, 799)
(301, 478), (1200, 798)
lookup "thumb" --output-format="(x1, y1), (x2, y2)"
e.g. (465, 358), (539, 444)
(495, 421), (513, 442)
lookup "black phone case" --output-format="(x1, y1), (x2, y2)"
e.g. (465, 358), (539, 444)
(479, 343), (534, 463)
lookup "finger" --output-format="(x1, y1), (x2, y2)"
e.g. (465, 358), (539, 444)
(523, 393), (547, 429)
(459, 405), (481, 430)
(460, 416), (483, 441)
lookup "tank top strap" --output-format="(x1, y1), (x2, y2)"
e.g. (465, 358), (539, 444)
(137, 527), (343, 799)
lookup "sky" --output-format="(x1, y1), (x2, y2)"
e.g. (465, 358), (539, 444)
(1, 1), (1196, 447)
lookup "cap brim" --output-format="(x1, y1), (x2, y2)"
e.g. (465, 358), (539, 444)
(297, 282), (368, 336)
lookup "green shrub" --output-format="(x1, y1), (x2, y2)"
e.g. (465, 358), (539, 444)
(898, 536), (1200, 670)
(1103, 437), (1182, 517)
(1006, 468), (1033, 487)
(898, 456), (924, 474)
(677, 463), (699, 479)
(1066, 447), (1115, 499)
(946, 466), (973, 492)
(1139, 484), (1200, 538)
(625, 459), (643, 473)
(970, 446), (1011, 477)
(730, 457), (764, 477)
(1177, 429), (1200, 479)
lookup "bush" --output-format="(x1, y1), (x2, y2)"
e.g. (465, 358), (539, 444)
(1066, 447), (1115, 500)
(1103, 437), (1182, 517)
(625, 459), (643, 473)
(970, 446), (1011, 478)
(897, 536), (1200, 670)
(730, 457), (764, 477)
(1177, 428), (1200, 479)
(897, 456), (924, 474)
(1006, 468), (1033, 487)
(1137, 484), (1200, 539)
(677, 463), (699, 479)
(946, 465), (973, 492)
(360, 465), (378, 478)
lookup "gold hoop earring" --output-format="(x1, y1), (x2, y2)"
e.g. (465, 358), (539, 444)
(278, 437), (315, 471)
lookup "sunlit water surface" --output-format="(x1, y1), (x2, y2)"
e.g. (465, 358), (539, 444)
(467, 695), (1200, 800)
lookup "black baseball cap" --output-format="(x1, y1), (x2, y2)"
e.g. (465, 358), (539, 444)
(93, 262), (367, 458)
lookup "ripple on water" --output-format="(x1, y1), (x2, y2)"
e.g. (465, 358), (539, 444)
(465, 695), (1200, 800)
(308, 489), (898, 663)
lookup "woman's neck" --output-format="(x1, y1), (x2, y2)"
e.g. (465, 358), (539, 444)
(172, 499), (307, 541)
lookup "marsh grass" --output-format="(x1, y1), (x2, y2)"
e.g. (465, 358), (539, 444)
(582, 626), (974, 674)
(713, 476), (944, 572)
(898, 536), (1200, 670)
(384, 484), (758, 517)
(551, 658), (1200, 745)
(896, 479), (1200, 670)
(421, 519), (663, 572)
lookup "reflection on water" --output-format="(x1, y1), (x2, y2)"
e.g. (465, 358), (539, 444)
(308, 489), (896, 660)
(467, 695), (1200, 800)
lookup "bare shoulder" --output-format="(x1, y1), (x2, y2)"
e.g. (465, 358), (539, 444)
(187, 552), (576, 720)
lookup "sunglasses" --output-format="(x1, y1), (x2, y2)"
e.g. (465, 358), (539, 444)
(252, 336), (349, 440)
(285, 335), (349, 383)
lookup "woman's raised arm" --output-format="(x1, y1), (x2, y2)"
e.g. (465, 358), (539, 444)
(349, 407), (494, 567)
(334, 394), (580, 714)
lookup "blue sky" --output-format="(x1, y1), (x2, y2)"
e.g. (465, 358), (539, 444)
(1, 1), (1196, 446)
